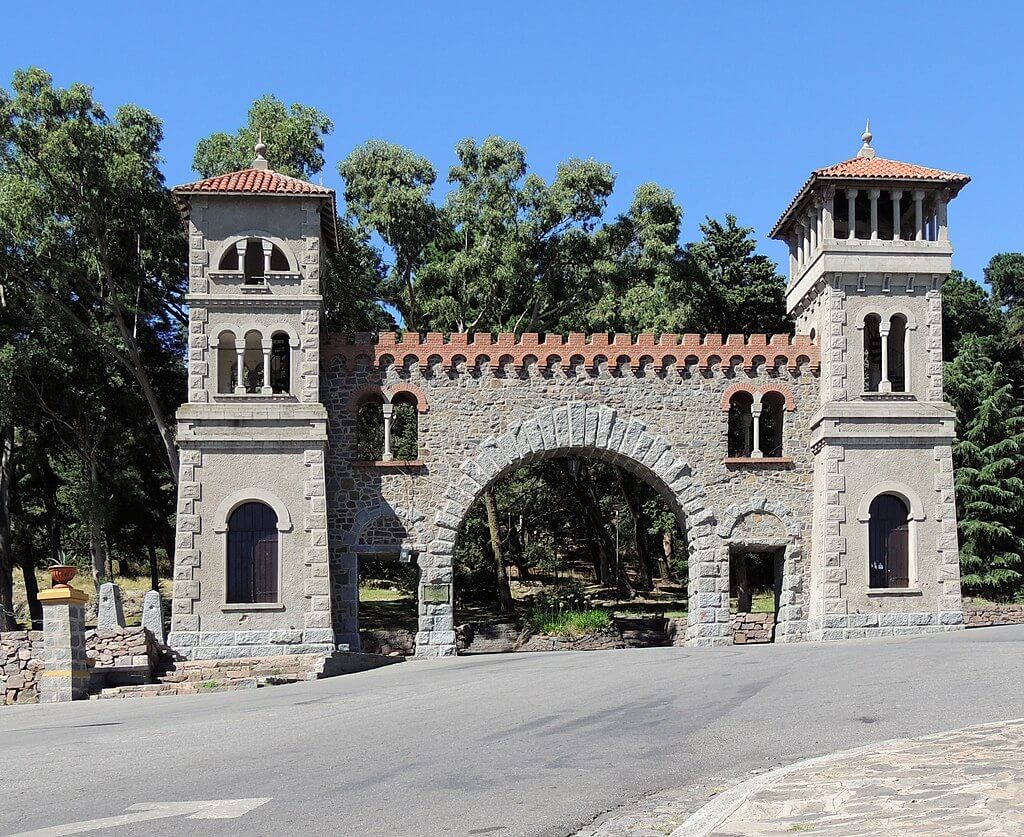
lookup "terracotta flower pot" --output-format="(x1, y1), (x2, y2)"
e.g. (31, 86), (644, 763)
(49, 565), (78, 587)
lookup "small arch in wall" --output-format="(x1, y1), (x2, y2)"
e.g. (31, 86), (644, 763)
(213, 488), (293, 534)
(856, 482), (926, 523)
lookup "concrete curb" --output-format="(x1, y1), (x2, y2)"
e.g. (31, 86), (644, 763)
(669, 717), (1024, 837)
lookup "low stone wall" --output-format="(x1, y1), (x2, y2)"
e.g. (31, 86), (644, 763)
(87, 626), (161, 671)
(964, 603), (1024, 628)
(360, 628), (416, 657)
(732, 612), (775, 644)
(516, 629), (625, 653)
(1, 631), (45, 705)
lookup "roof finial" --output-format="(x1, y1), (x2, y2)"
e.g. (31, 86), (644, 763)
(857, 118), (876, 159)
(253, 130), (269, 170)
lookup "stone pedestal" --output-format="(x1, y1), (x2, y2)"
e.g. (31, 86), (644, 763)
(141, 590), (165, 645)
(38, 586), (90, 702)
(97, 582), (126, 629)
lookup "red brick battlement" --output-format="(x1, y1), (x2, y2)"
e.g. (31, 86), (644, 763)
(323, 332), (819, 374)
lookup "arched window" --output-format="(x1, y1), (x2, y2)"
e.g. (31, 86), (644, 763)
(868, 494), (910, 589)
(864, 314), (883, 392)
(241, 330), (263, 393)
(218, 239), (291, 284)
(390, 392), (419, 460)
(226, 502), (279, 603)
(357, 396), (385, 461)
(888, 314), (907, 393)
(759, 392), (785, 458)
(217, 330), (237, 394)
(270, 332), (291, 394)
(728, 392), (754, 458)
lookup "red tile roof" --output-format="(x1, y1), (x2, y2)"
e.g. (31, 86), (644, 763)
(172, 167), (338, 250)
(173, 167), (335, 196)
(771, 156), (969, 238)
(812, 156), (969, 183)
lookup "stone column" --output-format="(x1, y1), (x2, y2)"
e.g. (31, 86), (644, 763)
(891, 190), (903, 240)
(38, 586), (90, 702)
(795, 222), (805, 267)
(235, 240), (246, 272)
(96, 582), (125, 629)
(234, 338), (246, 394)
(913, 190), (925, 240)
(807, 208), (818, 254)
(381, 403), (394, 461)
(750, 402), (763, 458)
(937, 193), (949, 241)
(846, 189), (858, 239)
(868, 189), (881, 240)
(879, 322), (892, 393)
(261, 338), (273, 395)
(822, 188), (835, 239)
(141, 590), (165, 645)
(262, 239), (273, 276)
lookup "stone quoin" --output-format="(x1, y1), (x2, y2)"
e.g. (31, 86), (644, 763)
(166, 127), (969, 658)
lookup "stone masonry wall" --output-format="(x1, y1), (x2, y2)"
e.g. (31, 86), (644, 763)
(1, 631), (45, 705)
(324, 332), (821, 655)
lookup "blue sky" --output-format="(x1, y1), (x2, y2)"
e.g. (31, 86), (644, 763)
(4, 1), (1021, 285)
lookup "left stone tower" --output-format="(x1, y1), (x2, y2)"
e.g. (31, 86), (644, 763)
(168, 143), (338, 659)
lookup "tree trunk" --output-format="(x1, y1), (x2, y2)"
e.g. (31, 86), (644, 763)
(483, 486), (514, 614)
(615, 466), (652, 591)
(0, 423), (16, 630)
(87, 457), (107, 586)
(658, 531), (673, 581)
(734, 554), (752, 613)
(569, 464), (617, 589)
(147, 539), (160, 592)
(19, 547), (41, 630)
(37, 451), (62, 565)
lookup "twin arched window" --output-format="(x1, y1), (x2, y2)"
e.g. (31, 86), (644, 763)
(868, 494), (910, 589)
(226, 502), (279, 603)
(864, 313), (908, 393)
(218, 238), (291, 284)
(356, 392), (420, 462)
(216, 329), (292, 395)
(728, 391), (786, 458)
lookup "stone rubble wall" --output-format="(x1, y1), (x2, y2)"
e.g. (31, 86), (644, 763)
(1, 631), (45, 705)
(732, 612), (775, 644)
(964, 603), (1024, 628)
(87, 626), (160, 671)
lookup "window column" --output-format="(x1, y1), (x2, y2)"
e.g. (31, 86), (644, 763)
(750, 400), (763, 459)
(913, 190), (925, 241)
(381, 403), (394, 462)
(234, 339), (246, 394)
(262, 240), (273, 276)
(846, 189), (858, 239)
(822, 187), (835, 239)
(890, 190), (903, 240)
(807, 207), (818, 255)
(795, 221), (805, 268)
(261, 338), (273, 395)
(235, 240), (247, 269)
(879, 321), (891, 393)
(868, 189), (881, 240)
(937, 192), (949, 241)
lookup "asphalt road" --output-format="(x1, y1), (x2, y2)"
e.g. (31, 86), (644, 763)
(2, 626), (1023, 837)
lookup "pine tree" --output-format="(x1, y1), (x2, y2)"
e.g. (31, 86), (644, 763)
(945, 334), (1024, 599)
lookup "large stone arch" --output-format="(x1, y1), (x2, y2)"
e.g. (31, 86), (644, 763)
(413, 401), (726, 657)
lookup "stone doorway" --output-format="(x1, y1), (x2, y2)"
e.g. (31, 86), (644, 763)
(729, 547), (785, 645)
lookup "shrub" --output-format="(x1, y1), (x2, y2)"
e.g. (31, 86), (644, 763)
(526, 608), (611, 638)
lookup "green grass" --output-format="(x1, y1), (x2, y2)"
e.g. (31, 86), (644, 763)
(526, 608), (612, 638)
(358, 586), (408, 602)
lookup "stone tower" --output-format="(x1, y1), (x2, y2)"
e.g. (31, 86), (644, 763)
(772, 123), (970, 639)
(167, 143), (338, 658)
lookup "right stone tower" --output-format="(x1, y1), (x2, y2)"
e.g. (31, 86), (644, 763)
(772, 123), (970, 640)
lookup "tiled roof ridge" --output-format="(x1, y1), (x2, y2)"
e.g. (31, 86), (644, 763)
(172, 167), (333, 196)
(812, 156), (970, 182)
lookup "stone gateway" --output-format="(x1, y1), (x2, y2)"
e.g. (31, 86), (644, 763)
(167, 129), (968, 659)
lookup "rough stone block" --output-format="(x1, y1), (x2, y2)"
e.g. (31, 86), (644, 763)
(97, 584), (126, 630)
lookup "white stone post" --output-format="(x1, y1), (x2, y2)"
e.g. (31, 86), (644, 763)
(235, 240), (246, 271)
(234, 338), (246, 394)
(807, 208), (818, 254)
(879, 322), (892, 393)
(381, 403), (394, 462)
(141, 590), (165, 646)
(913, 190), (925, 240)
(891, 190), (903, 240)
(822, 189), (835, 239)
(868, 188), (881, 240)
(795, 222), (805, 267)
(937, 194), (949, 241)
(261, 338), (273, 395)
(847, 189), (858, 239)
(788, 238), (798, 279)
(97, 583), (125, 629)
(262, 239), (273, 276)
(750, 402), (763, 458)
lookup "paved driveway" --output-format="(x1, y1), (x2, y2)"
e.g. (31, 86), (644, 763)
(2, 626), (1023, 837)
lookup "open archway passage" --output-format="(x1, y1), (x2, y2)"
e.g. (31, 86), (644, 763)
(451, 456), (689, 654)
